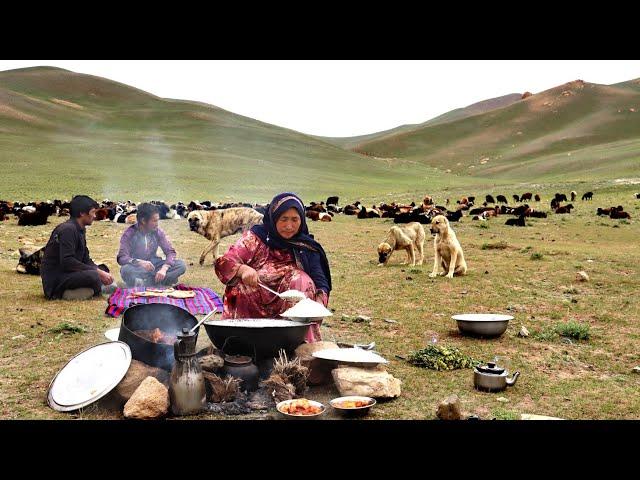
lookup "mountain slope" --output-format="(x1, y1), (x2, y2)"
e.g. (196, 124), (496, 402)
(0, 67), (465, 201)
(352, 80), (640, 182)
(317, 93), (522, 150)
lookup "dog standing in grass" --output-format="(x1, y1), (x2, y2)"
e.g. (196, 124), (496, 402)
(377, 222), (425, 267)
(188, 208), (264, 265)
(428, 215), (467, 278)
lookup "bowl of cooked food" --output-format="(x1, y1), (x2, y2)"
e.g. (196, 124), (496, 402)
(276, 398), (326, 419)
(330, 396), (376, 417)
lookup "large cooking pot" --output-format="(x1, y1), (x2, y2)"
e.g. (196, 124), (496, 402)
(119, 303), (200, 371)
(203, 318), (310, 360)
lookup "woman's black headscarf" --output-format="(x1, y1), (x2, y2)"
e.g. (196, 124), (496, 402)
(251, 192), (332, 295)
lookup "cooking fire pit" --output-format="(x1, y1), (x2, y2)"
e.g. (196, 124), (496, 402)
(119, 303), (200, 371)
(203, 318), (310, 360)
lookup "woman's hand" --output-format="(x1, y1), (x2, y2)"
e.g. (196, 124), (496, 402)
(238, 265), (259, 288)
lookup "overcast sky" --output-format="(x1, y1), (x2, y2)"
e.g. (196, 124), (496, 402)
(1, 60), (639, 137)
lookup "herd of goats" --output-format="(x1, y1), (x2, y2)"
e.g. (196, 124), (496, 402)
(1, 190), (638, 229)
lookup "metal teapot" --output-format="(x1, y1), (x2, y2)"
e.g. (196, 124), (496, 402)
(473, 361), (520, 393)
(169, 328), (206, 415)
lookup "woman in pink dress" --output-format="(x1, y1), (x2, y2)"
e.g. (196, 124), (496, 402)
(214, 192), (332, 343)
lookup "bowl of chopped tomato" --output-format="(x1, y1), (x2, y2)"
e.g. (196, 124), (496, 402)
(329, 396), (376, 417)
(276, 398), (326, 419)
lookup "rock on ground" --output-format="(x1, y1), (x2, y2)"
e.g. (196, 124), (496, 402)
(123, 376), (170, 419)
(332, 365), (401, 398)
(436, 394), (463, 420)
(114, 360), (169, 404)
(576, 271), (590, 282)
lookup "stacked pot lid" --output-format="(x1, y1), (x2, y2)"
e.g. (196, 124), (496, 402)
(47, 341), (132, 412)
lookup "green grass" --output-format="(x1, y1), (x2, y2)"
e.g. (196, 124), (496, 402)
(2, 182), (640, 419)
(555, 321), (591, 341)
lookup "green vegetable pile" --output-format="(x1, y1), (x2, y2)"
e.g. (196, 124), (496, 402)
(408, 345), (479, 371)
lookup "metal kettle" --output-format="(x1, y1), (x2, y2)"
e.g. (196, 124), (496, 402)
(220, 337), (260, 392)
(473, 361), (520, 393)
(169, 328), (206, 415)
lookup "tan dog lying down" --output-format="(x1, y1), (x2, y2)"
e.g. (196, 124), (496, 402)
(428, 215), (467, 278)
(377, 222), (425, 267)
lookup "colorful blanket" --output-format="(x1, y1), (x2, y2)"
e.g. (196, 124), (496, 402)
(105, 284), (223, 317)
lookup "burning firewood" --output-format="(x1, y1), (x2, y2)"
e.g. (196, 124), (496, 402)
(203, 372), (241, 403)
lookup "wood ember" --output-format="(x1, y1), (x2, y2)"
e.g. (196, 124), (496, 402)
(203, 372), (241, 403)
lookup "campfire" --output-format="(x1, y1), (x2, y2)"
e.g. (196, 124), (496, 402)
(134, 328), (177, 345)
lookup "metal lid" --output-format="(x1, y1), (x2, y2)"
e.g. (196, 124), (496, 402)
(476, 362), (505, 375)
(104, 328), (120, 341)
(47, 341), (132, 412)
(224, 354), (253, 366)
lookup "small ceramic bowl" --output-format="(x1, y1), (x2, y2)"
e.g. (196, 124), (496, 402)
(330, 396), (376, 417)
(276, 399), (326, 419)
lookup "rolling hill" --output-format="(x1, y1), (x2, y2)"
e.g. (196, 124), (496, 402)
(316, 93), (522, 150)
(0, 66), (465, 202)
(349, 80), (640, 182)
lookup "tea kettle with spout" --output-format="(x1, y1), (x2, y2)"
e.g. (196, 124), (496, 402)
(169, 328), (206, 415)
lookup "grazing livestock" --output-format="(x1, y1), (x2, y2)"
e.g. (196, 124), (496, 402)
(505, 214), (526, 226)
(570, 191), (577, 201)
(306, 210), (332, 222)
(610, 210), (631, 219)
(550, 198), (560, 210)
(635, 193), (640, 199)
(513, 194), (520, 203)
(17, 203), (56, 226)
(534, 194), (541, 202)
(521, 192), (533, 201)
(446, 209), (463, 222)
(467, 197), (475, 203)
(326, 196), (339, 207)
(496, 195), (508, 204)
(555, 204), (574, 214)
(485, 195), (496, 204)
(94, 208), (110, 221)
(528, 211), (548, 218)
(582, 191), (593, 201)
(555, 193), (568, 203)
(16, 247), (45, 274)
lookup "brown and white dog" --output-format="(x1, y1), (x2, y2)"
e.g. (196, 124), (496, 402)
(377, 222), (425, 267)
(428, 215), (467, 278)
(188, 208), (264, 265)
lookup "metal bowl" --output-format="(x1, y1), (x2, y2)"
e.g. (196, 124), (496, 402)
(452, 313), (513, 338)
(330, 396), (376, 417)
(276, 399), (326, 420)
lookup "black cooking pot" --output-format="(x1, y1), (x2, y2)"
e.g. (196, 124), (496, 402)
(119, 303), (200, 371)
(203, 318), (310, 360)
